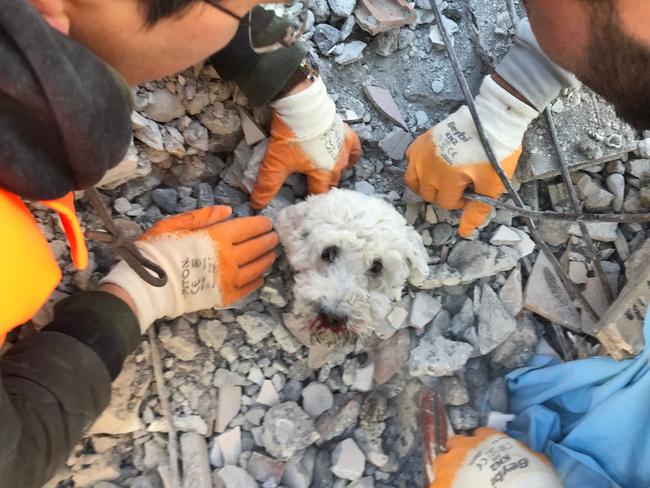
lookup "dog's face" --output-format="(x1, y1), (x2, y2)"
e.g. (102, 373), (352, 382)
(275, 189), (429, 341)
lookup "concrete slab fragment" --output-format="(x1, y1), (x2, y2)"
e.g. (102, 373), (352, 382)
(524, 251), (581, 332)
(363, 85), (407, 129)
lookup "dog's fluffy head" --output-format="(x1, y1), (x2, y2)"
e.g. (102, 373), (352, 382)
(275, 189), (428, 340)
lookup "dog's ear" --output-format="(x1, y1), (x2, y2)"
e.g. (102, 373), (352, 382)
(404, 227), (429, 285)
(275, 199), (311, 248)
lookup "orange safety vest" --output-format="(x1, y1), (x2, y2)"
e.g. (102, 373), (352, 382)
(0, 188), (87, 344)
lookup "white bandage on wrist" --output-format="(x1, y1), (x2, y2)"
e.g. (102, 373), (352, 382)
(495, 19), (579, 112)
(271, 76), (344, 170)
(100, 234), (221, 332)
(432, 76), (539, 165)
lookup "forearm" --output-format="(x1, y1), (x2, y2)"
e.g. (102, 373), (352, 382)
(0, 291), (140, 487)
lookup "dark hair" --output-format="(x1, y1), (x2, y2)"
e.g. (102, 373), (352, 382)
(142, 0), (207, 25)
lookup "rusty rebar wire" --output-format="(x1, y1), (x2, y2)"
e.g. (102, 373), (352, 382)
(428, 0), (600, 321)
(463, 192), (650, 223)
(545, 110), (615, 302)
(85, 187), (168, 287)
(148, 328), (182, 488)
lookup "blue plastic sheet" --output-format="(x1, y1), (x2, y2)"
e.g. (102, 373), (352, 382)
(506, 308), (650, 488)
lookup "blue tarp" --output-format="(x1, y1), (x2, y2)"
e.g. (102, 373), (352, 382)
(506, 309), (650, 488)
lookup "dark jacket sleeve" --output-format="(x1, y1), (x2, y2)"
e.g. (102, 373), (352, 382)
(0, 291), (140, 488)
(210, 7), (308, 106)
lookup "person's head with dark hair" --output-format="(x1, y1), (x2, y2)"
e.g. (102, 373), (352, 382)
(524, 0), (650, 129)
(30, 0), (266, 84)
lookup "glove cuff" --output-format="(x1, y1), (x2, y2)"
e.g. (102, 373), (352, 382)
(474, 75), (539, 155)
(99, 243), (176, 332)
(271, 76), (337, 141)
(495, 18), (579, 112)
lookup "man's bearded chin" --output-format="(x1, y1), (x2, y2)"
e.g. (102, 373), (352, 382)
(578, 20), (650, 131)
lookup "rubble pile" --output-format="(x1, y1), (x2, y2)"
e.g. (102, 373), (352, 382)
(33, 1), (650, 487)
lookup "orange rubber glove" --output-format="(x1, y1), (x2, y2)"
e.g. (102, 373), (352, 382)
(250, 76), (361, 209)
(405, 76), (538, 238)
(407, 18), (579, 238)
(100, 206), (278, 331)
(431, 428), (562, 488)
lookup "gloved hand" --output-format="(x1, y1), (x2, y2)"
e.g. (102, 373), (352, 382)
(100, 206), (278, 331)
(250, 76), (361, 209)
(430, 428), (562, 488)
(406, 19), (577, 238)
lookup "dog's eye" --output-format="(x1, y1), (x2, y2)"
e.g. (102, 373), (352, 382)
(369, 259), (383, 274)
(321, 246), (339, 263)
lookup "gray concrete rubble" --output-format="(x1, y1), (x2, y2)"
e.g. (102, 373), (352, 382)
(43, 0), (650, 486)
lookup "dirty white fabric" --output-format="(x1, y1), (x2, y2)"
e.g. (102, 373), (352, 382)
(496, 18), (579, 111)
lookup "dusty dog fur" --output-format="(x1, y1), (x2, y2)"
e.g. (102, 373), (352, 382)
(275, 189), (429, 341)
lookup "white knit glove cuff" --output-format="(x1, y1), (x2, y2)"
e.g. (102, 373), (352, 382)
(271, 76), (345, 171)
(433, 76), (539, 165)
(495, 19), (579, 112)
(100, 234), (221, 332)
(271, 76), (336, 139)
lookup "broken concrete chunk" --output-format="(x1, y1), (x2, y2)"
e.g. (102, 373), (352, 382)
(412, 264), (461, 289)
(331, 439), (366, 481)
(335, 41), (367, 65)
(519, 87), (635, 183)
(247, 452), (285, 485)
(237, 108), (266, 146)
(257, 379), (280, 407)
(409, 334), (473, 377)
(568, 261), (588, 285)
(409, 292), (442, 328)
(143, 88), (185, 123)
(447, 241), (520, 284)
(236, 312), (275, 344)
(363, 85), (407, 129)
(596, 259), (650, 359)
(441, 376), (470, 406)
(302, 382), (334, 417)
(524, 251), (581, 332)
(314, 23), (341, 54)
(181, 433), (212, 488)
(217, 427), (242, 466)
(216, 385), (241, 433)
(370, 329), (410, 384)
(378, 127), (413, 160)
(263, 402), (320, 461)
(568, 222), (618, 242)
(429, 16), (459, 49)
(478, 285), (517, 354)
(214, 465), (257, 488)
(448, 405), (479, 431)
(490, 226), (522, 246)
(354, 0), (416, 35)
(499, 267), (523, 317)
(581, 277), (612, 336)
(491, 313), (539, 369)
(98, 144), (151, 190)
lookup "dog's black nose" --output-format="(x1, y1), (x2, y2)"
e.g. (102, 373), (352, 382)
(319, 308), (348, 328)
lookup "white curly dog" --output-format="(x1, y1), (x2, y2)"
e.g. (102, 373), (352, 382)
(275, 189), (429, 343)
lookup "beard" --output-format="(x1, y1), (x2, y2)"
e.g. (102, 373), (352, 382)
(576, 11), (650, 130)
